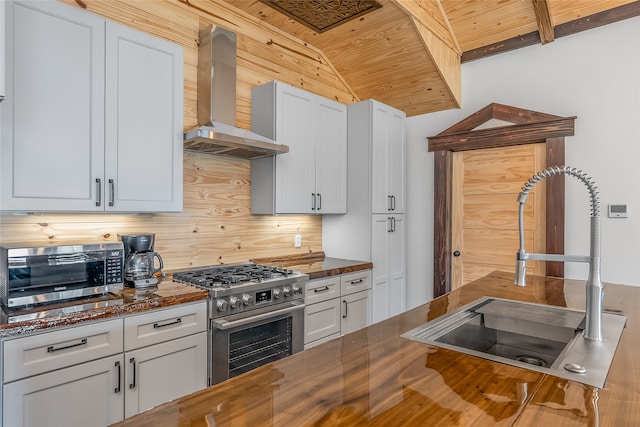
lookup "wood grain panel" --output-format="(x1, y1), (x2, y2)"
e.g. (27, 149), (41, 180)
(441, 0), (538, 51)
(1, 0), (342, 270)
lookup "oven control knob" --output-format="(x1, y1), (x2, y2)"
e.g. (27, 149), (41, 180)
(273, 288), (282, 299)
(229, 296), (241, 309)
(242, 294), (254, 306)
(292, 285), (303, 295)
(216, 299), (229, 312)
(283, 286), (291, 297)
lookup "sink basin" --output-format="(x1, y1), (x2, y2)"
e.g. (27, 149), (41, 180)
(402, 297), (627, 388)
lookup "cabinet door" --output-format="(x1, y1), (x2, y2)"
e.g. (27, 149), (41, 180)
(104, 21), (183, 212)
(370, 101), (405, 214)
(370, 102), (390, 214)
(1, 0), (105, 211)
(342, 290), (370, 335)
(314, 97), (347, 213)
(386, 108), (406, 213)
(371, 215), (390, 323)
(388, 215), (405, 317)
(274, 84), (315, 213)
(124, 332), (207, 418)
(3, 354), (124, 427)
(304, 298), (341, 345)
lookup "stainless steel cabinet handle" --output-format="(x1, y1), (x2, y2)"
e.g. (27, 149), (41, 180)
(129, 357), (136, 389)
(153, 318), (182, 329)
(388, 195), (392, 211)
(108, 179), (115, 207)
(391, 195), (396, 211)
(317, 193), (321, 211)
(311, 193), (316, 211)
(314, 286), (330, 293)
(47, 338), (87, 353)
(115, 361), (121, 393)
(342, 300), (348, 318)
(349, 279), (364, 285)
(95, 178), (102, 207)
(392, 216), (396, 232)
(388, 217), (392, 232)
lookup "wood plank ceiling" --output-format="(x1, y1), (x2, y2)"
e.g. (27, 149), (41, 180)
(223, 0), (639, 116)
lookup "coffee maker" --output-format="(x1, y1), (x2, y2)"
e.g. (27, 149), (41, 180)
(119, 234), (164, 288)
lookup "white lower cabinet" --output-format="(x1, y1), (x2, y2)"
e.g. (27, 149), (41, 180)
(3, 354), (124, 427)
(304, 270), (371, 349)
(1, 301), (208, 427)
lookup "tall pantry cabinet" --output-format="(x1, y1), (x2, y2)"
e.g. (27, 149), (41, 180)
(323, 99), (406, 324)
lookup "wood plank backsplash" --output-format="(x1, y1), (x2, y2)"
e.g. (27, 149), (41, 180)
(0, 0), (357, 270)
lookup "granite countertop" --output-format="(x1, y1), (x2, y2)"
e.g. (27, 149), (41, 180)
(0, 280), (208, 338)
(252, 252), (372, 280)
(112, 271), (640, 426)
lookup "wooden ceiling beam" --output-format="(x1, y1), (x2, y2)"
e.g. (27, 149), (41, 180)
(462, 0), (640, 62)
(532, 0), (555, 45)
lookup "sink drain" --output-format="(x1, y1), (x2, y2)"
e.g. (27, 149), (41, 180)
(515, 355), (549, 367)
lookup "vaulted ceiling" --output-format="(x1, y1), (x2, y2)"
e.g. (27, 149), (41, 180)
(223, 0), (640, 116)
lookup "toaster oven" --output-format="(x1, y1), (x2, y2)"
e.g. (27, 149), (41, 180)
(0, 242), (124, 308)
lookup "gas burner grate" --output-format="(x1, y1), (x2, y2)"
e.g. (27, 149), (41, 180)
(172, 264), (295, 289)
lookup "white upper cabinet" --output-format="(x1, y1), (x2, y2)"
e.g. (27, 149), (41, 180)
(251, 81), (347, 214)
(104, 21), (183, 212)
(369, 100), (406, 214)
(0, 0), (183, 212)
(0, 1), (5, 102)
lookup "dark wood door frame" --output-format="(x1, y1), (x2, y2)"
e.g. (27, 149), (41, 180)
(427, 103), (576, 297)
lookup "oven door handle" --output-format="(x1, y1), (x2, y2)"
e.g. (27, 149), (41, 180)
(212, 302), (305, 330)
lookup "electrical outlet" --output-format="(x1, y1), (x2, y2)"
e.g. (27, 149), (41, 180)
(294, 234), (302, 248)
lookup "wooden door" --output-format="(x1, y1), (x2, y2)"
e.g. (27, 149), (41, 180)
(451, 144), (546, 289)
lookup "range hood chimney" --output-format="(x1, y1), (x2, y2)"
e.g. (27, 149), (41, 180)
(183, 26), (289, 159)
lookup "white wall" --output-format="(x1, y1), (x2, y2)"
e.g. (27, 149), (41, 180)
(406, 16), (640, 307)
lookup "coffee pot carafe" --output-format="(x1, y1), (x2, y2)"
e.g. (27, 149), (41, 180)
(119, 234), (163, 288)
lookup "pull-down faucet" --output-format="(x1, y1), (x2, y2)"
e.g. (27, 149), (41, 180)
(515, 166), (603, 341)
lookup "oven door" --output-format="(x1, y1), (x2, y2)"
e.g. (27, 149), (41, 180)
(210, 300), (304, 385)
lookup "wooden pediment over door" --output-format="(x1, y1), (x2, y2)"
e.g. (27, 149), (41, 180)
(427, 103), (576, 297)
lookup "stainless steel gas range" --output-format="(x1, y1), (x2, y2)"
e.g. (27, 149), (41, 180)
(172, 263), (308, 385)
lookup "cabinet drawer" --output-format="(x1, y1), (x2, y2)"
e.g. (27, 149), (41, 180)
(3, 318), (123, 382)
(341, 270), (371, 296)
(304, 298), (341, 345)
(305, 276), (340, 305)
(124, 301), (207, 351)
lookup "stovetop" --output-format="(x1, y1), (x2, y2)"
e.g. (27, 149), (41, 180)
(172, 263), (308, 298)
(173, 264), (296, 289)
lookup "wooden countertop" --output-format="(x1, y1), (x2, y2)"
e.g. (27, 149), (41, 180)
(252, 251), (373, 280)
(112, 271), (640, 426)
(0, 281), (208, 338)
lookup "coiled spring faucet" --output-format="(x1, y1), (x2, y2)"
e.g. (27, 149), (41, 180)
(515, 166), (603, 341)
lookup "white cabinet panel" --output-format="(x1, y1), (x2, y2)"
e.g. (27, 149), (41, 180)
(124, 332), (207, 418)
(124, 301), (207, 351)
(251, 81), (346, 214)
(104, 21), (183, 212)
(304, 276), (340, 305)
(342, 290), (370, 335)
(304, 270), (371, 347)
(3, 354), (124, 427)
(1, 0), (105, 211)
(304, 298), (341, 345)
(3, 318), (123, 382)
(0, 0), (183, 212)
(323, 99), (407, 324)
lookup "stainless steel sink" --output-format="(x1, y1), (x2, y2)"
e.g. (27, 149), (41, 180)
(401, 297), (627, 387)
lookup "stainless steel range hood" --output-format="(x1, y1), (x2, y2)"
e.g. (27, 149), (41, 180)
(183, 26), (288, 159)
